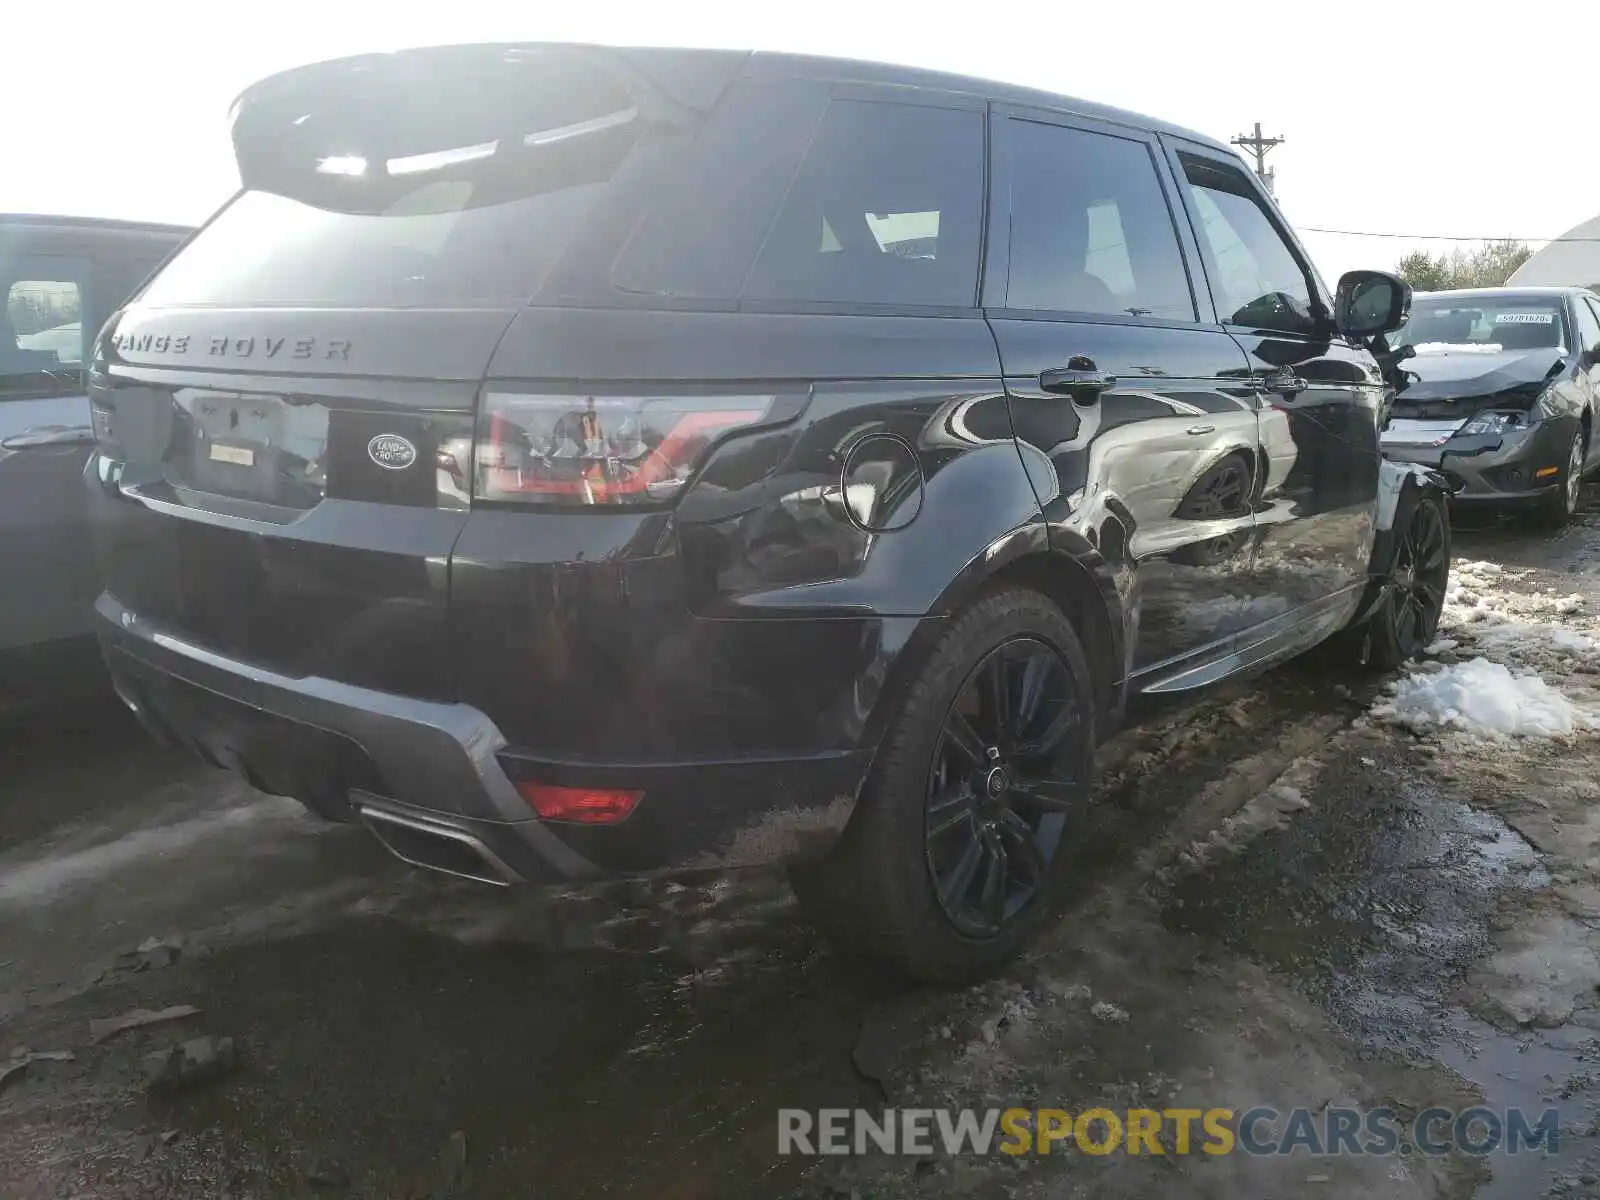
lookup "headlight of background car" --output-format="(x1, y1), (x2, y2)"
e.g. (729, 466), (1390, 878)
(1460, 410), (1530, 436)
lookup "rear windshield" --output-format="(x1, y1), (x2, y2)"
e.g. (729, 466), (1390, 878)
(1394, 296), (1569, 353)
(138, 48), (984, 311)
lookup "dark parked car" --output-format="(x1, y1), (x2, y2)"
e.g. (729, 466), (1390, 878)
(1, 214), (189, 710)
(86, 43), (1448, 981)
(1380, 287), (1600, 522)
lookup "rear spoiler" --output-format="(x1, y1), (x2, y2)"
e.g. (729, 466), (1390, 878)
(228, 43), (747, 206)
(229, 41), (747, 131)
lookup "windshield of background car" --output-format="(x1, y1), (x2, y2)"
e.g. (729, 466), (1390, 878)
(137, 48), (984, 312)
(1392, 297), (1569, 354)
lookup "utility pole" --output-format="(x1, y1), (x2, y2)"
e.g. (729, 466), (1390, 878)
(1231, 121), (1285, 194)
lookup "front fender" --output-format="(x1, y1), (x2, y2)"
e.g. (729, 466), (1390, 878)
(1352, 459), (1455, 629)
(1376, 459), (1454, 535)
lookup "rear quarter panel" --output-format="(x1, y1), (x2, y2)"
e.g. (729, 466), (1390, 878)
(453, 308), (1044, 760)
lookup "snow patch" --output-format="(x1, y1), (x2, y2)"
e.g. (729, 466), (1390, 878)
(1473, 620), (1597, 660)
(1411, 342), (1505, 354)
(1438, 558), (1594, 672)
(1090, 1000), (1130, 1024)
(1176, 772), (1319, 870)
(1373, 658), (1599, 737)
(1553, 628), (1596, 653)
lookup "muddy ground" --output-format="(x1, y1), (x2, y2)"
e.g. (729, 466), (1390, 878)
(8, 496), (1600, 1199)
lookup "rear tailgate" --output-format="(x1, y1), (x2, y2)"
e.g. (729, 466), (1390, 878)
(93, 307), (511, 699)
(89, 42), (745, 700)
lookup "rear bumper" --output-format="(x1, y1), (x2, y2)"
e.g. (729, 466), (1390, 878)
(95, 592), (869, 884)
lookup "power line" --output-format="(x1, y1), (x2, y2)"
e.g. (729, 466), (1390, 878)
(1299, 226), (1600, 243)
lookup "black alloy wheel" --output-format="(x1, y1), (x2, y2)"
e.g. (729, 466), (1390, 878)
(787, 587), (1097, 983)
(1373, 494), (1450, 668)
(923, 638), (1086, 938)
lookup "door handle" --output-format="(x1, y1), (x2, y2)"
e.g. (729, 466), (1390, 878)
(1257, 370), (1309, 397)
(1040, 359), (1118, 402)
(1186, 424), (1216, 436)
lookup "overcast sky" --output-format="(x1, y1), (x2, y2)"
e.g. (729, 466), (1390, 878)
(5, 0), (1595, 285)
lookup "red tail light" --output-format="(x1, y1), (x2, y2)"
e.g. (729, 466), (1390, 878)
(474, 391), (773, 507)
(514, 781), (643, 824)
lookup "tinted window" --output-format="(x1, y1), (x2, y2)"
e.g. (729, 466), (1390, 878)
(2, 264), (85, 395)
(142, 46), (694, 308)
(741, 100), (983, 308)
(1005, 121), (1195, 321)
(606, 78), (828, 303)
(141, 72), (980, 312)
(1577, 296), (1600, 351)
(1180, 155), (1317, 335)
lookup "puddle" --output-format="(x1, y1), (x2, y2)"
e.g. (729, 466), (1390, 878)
(1158, 740), (1600, 1197)
(1434, 1014), (1600, 1200)
(1162, 749), (1547, 1041)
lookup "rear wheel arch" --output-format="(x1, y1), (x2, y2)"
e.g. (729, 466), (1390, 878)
(794, 582), (1100, 981)
(861, 542), (1124, 757)
(978, 553), (1121, 729)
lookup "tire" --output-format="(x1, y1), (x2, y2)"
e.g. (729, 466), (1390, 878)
(1364, 489), (1451, 673)
(1536, 426), (1585, 526)
(790, 587), (1097, 984)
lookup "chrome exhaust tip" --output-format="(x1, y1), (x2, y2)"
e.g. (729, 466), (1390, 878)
(357, 805), (520, 887)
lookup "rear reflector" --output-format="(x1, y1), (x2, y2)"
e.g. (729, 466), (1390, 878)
(514, 781), (642, 824)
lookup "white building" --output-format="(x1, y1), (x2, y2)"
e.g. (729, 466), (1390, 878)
(1507, 215), (1600, 289)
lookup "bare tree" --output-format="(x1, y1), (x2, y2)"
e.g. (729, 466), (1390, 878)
(1396, 240), (1533, 291)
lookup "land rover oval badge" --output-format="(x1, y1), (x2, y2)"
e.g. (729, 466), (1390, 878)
(367, 433), (417, 471)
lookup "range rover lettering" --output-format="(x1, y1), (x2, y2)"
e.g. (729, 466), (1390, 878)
(87, 44), (1448, 981)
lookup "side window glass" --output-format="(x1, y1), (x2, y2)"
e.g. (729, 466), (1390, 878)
(1579, 297), (1600, 351)
(1179, 154), (1317, 336)
(3, 274), (85, 396)
(1005, 121), (1195, 321)
(743, 100), (984, 308)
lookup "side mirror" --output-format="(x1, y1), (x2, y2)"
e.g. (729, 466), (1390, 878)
(1335, 269), (1411, 339)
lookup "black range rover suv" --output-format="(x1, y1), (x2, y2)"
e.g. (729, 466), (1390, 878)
(88, 43), (1449, 981)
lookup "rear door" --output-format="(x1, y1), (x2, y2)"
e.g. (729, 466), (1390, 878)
(984, 108), (1262, 686)
(1165, 143), (1381, 627)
